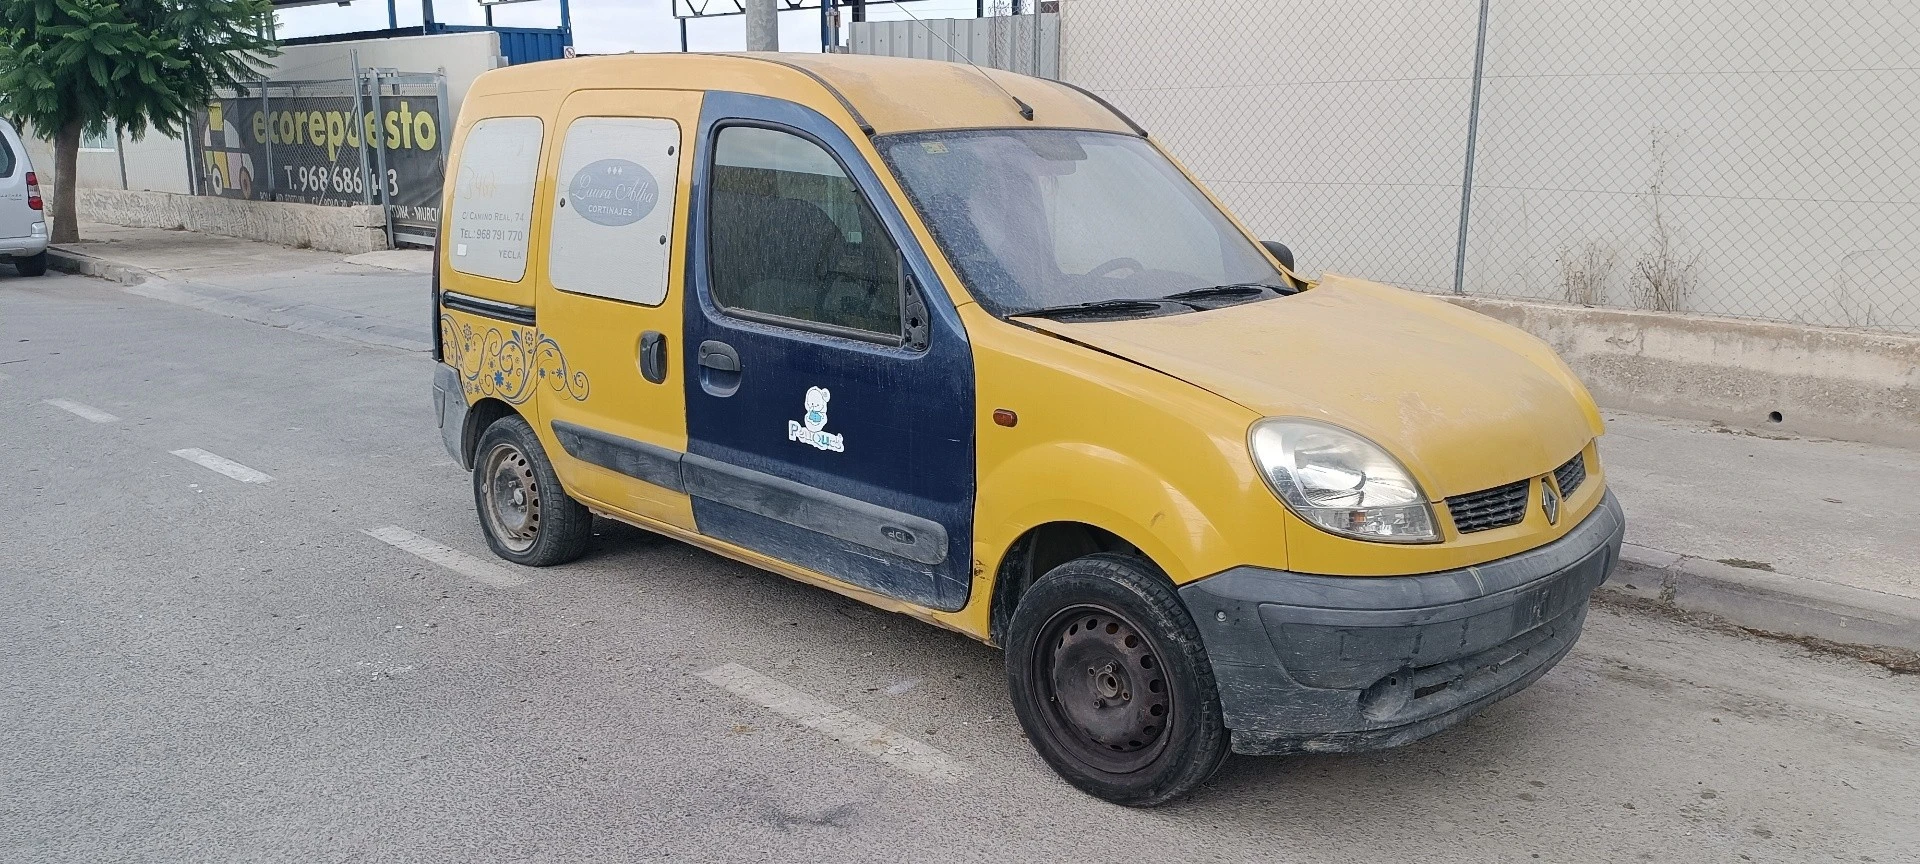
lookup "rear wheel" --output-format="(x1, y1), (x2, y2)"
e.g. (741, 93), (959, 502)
(1005, 553), (1229, 807)
(472, 414), (592, 566)
(14, 252), (47, 277)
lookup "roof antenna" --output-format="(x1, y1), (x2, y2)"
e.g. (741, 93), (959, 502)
(875, 0), (1035, 120)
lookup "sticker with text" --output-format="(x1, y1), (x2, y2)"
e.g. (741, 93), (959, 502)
(787, 386), (844, 453)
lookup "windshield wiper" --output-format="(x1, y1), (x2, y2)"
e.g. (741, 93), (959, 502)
(1011, 298), (1183, 321)
(1160, 283), (1292, 305)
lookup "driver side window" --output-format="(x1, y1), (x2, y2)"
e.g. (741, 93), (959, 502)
(709, 126), (903, 338)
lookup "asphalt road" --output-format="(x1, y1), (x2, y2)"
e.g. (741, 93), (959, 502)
(4, 272), (1917, 863)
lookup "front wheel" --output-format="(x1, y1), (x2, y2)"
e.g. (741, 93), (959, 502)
(1005, 553), (1230, 807)
(472, 414), (592, 566)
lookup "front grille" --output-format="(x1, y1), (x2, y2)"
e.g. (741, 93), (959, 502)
(1446, 479), (1530, 533)
(1554, 451), (1588, 497)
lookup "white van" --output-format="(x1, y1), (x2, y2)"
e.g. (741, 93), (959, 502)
(0, 119), (49, 276)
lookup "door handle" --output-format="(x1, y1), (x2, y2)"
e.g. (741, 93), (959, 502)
(698, 340), (740, 373)
(639, 331), (668, 384)
(696, 339), (742, 397)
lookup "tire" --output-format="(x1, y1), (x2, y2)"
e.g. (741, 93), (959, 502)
(14, 252), (48, 277)
(1005, 552), (1230, 807)
(471, 414), (592, 566)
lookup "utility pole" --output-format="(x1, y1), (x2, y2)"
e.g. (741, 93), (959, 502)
(745, 0), (779, 51)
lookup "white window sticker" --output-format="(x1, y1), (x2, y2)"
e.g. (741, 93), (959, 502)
(448, 116), (543, 282)
(548, 116), (681, 306)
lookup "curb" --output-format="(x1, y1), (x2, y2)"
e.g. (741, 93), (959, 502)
(1598, 542), (1920, 655)
(46, 246), (153, 285)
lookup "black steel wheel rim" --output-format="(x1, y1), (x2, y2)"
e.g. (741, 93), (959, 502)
(480, 441), (540, 553)
(1028, 603), (1174, 775)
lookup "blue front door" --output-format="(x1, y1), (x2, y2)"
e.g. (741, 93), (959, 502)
(681, 92), (975, 612)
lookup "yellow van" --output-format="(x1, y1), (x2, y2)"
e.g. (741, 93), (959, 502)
(431, 53), (1624, 806)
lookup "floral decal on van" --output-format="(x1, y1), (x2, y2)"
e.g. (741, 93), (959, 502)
(440, 313), (590, 404)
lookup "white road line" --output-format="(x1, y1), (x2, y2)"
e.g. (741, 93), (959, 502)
(696, 663), (967, 783)
(169, 448), (274, 484)
(44, 398), (120, 423)
(363, 526), (528, 588)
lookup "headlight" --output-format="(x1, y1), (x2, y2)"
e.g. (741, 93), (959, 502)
(1249, 418), (1439, 543)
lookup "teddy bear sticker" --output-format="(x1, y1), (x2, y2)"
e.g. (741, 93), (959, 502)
(787, 386), (845, 452)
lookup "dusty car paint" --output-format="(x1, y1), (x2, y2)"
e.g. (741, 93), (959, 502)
(435, 51), (1611, 641)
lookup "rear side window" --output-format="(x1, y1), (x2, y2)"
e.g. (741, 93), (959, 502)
(548, 116), (681, 306)
(448, 116), (543, 282)
(708, 125), (902, 338)
(0, 132), (15, 178)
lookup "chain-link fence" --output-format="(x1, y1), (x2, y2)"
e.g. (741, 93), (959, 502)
(188, 71), (450, 246)
(1060, 0), (1920, 334)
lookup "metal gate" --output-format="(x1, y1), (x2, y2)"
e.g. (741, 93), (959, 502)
(189, 68), (451, 248)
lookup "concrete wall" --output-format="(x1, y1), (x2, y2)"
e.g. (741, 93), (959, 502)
(270, 30), (501, 122)
(71, 188), (387, 254)
(20, 130), (191, 195)
(1449, 296), (1920, 448)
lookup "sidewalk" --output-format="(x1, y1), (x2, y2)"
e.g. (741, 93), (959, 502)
(41, 225), (1920, 661)
(47, 222), (432, 353)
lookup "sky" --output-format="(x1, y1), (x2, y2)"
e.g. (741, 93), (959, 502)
(273, 0), (990, 55)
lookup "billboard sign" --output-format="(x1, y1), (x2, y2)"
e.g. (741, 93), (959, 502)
(191, 85), (446, 235)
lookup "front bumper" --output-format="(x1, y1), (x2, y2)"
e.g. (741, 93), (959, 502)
(1180, 490), (1625, 755)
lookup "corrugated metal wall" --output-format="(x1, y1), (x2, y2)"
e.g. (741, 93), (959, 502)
(848, 14), (1059, 80)
(436, 25), (566, 66)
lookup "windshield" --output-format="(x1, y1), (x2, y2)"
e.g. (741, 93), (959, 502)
(880, 129), (1284, 317)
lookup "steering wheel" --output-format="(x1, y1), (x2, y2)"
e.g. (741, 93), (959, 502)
(1086, 257), (1145, 279)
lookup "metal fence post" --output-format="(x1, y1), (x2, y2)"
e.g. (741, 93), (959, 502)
(434, 69), (452, 248)
(259, 79), (273, 201)
(369, 67), (395, 249)
(1451, 0), (1491, 296)
(1030, 11), (1040, 77)
(350, 51), (374, 207)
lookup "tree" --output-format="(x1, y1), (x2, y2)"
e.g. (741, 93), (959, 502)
(0, 0), (277, 243)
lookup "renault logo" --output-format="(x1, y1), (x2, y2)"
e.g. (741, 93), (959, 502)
(1540, 475), (1562, 526)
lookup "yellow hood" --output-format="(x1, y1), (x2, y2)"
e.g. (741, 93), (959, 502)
(1019, 275), (1604, 498)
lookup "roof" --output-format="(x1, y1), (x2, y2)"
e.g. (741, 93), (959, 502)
(465, 52), (1139, 137)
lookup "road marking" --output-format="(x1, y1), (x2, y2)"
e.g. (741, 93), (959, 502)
(44, 398), (119, 423)
(170, 448), (274, 484)
(363, 526), (528, 588)
(696, 663), (967, 782)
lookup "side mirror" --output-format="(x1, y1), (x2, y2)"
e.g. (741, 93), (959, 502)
(1260, 240), (1295, 272)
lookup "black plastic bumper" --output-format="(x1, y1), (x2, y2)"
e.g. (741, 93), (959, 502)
(432, 362), (469, 468)
(1179, 491), (1625, 756)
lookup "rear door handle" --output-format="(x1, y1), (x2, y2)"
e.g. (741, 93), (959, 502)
(697, 340), (739, 373)
(639, 331), (668, 384)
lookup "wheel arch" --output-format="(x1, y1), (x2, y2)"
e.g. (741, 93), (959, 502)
(460, 397), (518, 469)
(988, 520), (1174, 647)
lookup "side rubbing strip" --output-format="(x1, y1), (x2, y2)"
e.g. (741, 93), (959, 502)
(551, 420), (686, 492)
(442, 291), (537, 326)
(681, 453), (949, 566)
(546, 421), (946, 566)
